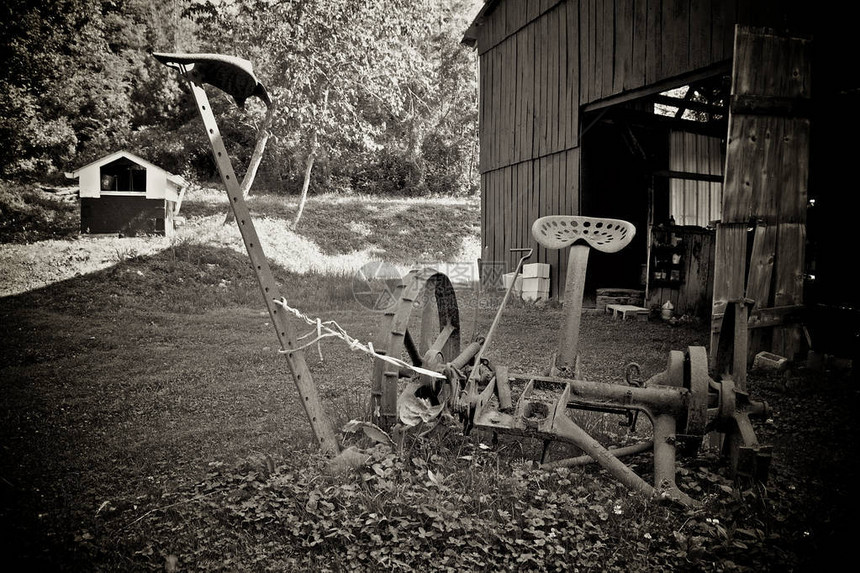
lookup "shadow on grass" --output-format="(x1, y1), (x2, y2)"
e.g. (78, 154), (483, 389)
(0, 241), (374, 570)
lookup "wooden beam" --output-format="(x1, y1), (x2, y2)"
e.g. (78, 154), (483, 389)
(653, 170), (724, 183)
(654, 94), (727, 116)
(582, 61), (731, 112)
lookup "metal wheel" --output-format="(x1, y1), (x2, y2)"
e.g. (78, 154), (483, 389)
(370, 269), (460, 428)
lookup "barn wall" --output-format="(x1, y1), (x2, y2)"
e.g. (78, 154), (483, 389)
(473, 0), (808, 297)
(477, 0), (579, 296)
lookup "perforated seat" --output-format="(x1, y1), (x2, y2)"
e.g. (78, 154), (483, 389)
(532, 216), (635, 253)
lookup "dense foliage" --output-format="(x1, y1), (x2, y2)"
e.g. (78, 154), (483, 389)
(0, 0), (479, 196)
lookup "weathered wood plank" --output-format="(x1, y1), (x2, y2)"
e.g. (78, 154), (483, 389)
(579, 0), (592, 105)
(746, 223), (777, 359)
(645, 0), (662, 85)
(548, 6), (559, 154)
(492, 46), (506, 169)
(566, 0), (580, 148)
(709, 223), (748, 367)
(662, 0), (689, 80)
(593, 0), (604, 101)
(530, 157), (540, 261)
(518, 162), (527, 256)
(551, 153), (561, 297)
(733, 27), (812, 100)
(506, 166), (515, 270)
(614, 0), (634, 94)
(602, 0), (614, 97)
(558, 1), (569, 152)
(539, 13), (550, 157)
(479, 53), (486, 171)
(690, 0), (712, 70)
(772, 222), (805, 359)
(525, 22), (535, 160)
(630, 0), (647, 89)
(722, 113), (758, 223)
(504, 39), (514, 168)
(777, 118), (810, 224)
(481, 173), (488, 259)
(515, 25), (526, 163)
(711, 0), (737, 61)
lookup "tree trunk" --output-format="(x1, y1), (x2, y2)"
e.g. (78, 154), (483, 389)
(292, 133), (317, 230)
(292, 89), (328, 230)
(223, 103), (277, 225)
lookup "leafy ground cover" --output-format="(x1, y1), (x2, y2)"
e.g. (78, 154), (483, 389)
(1, 185), (856, 571)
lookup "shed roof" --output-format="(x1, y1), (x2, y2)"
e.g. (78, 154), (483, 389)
(462, 0), (499, 46)
(65, 150), (187, 187)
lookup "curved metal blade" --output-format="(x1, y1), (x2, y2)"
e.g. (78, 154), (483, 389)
(152, 52), (271, 108)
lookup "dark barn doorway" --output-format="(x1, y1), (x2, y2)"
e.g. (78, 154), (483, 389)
(580, 114), (662, 296)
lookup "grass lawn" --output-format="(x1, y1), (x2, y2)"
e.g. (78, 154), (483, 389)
(1, 183), (856, 571)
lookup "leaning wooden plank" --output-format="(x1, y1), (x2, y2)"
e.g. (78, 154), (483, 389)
(709, 223), (748, 368)
(745, 223), (778, 361)
(772, 222), (806, 360)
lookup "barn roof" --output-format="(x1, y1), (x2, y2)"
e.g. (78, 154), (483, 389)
(65, 150), (187, 187)
(462, 0), (499, 46)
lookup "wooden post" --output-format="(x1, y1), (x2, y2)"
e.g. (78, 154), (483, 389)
(182, 68), (339, 455)
(556, 244), (590, 372)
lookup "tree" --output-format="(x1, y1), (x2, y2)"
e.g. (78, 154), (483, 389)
(0, 0), (190, 179)
(187, 0), (477, 226)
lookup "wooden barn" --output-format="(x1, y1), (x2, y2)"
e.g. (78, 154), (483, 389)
(66, 151), (187, 237)
(464, 1), (859, 367)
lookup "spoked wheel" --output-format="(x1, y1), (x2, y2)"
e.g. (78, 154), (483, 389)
(370, 268), (460, 428)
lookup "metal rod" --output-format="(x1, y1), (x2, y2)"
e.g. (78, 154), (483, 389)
(468, 248), (532, 381)
(541, 440), (654, 469)
(508, 372), (687, 416)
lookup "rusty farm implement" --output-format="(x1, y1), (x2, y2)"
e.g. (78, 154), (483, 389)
(155, 52), (772, 508)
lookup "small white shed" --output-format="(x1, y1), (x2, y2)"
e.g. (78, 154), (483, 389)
(66, 150), (187, 236)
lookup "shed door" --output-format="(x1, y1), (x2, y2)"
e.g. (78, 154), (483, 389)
(709, 26), (811, 373)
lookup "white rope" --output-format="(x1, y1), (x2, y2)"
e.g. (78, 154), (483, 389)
(273, 298), (445, 379)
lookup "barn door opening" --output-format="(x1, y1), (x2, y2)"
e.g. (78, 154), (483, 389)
(709, 26), (812, 379)
(579, 76), (729, 312)
(579, 110), (654, 297)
